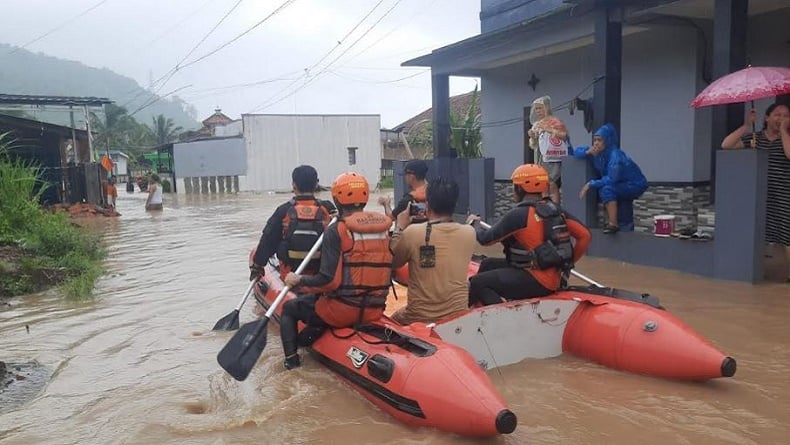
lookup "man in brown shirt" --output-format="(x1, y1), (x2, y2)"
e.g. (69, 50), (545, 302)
(389, 177), (477, 325)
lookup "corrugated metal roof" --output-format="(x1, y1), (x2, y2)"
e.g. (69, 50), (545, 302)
(0, 113), (89, 136)
(0, 93), (113, 106)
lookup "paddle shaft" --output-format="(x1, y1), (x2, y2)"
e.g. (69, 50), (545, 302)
(264, 216), (338, 319)
(476, 220), (604, 288)
(234, 281), (256, 312)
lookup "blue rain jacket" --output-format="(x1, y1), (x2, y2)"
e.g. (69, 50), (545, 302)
(572, 124), (648, 193)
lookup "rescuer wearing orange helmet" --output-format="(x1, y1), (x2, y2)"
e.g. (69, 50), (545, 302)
(280, 172), (394, 370)
(466, 164), (592, 305)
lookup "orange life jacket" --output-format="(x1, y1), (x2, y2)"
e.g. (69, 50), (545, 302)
(281, 197), (332, 276)
(505, 200), (574, 290)
(409, 184), (426, 202)
(315, 212), (392, 329)
(334, 211), (393, 306)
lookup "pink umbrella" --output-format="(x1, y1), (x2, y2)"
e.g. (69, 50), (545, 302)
(691, 66), (790, 148)
(690, 65), (790, 108)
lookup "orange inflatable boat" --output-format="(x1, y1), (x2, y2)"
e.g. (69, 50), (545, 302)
(252, 262), (517, 438)
(425, 257), (736, 381)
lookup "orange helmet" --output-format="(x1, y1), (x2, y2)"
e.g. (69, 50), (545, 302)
(331, 172), (370, 206)
(511, 164), (549, 194)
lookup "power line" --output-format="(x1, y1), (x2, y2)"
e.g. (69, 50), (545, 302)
(180, 71), (302, 95)
(327, 69), (427, 84)
(305, 0), (386, 74)
(176, 0), (298, 71)
(247, 0), (387, 113)
(128, 84), (193, 118)
(128, 0), (296, 111)
(250, 0), (404, 113)
(122, 0), (245, 109)
(142, 0), (215, 49)
(340, 0), (439, 66)
(10, 0), (112, 54)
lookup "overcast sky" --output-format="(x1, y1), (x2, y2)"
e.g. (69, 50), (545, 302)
(0, 0), (482, 128)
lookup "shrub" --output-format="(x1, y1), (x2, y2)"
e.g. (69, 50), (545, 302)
(0, 133), (105, 299)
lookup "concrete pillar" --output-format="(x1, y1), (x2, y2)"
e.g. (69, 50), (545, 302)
(431, 74), (451, 158)
(218, 175), (226, 193)
(233, 176), (239, 193)
(191, 177), (200, 194)
(710, 0), (748, 203)
(713, 149), (766, 282)
(209, 176), (217, 194)
(592, 4), (623, 135)
(200, 176), (209, 194)
(184, 177), (193, 194)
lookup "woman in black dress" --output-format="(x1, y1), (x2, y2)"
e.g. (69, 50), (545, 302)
(722, 103), (790, 282)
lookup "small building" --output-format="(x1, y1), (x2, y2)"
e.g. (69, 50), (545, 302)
(379, 128), (413, 179)
(242, 114), (382, 191)
(199, 108), (234, 137)
(0, 94), (113, 205)
(172, 112), (382, 193)
(107, 150), (130, 182)
(0, 113), (97, 205)
(214, 119), (243, 137)
(172, 136), (245, 194)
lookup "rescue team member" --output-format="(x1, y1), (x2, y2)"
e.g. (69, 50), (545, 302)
(467, 164), (591, 305)
(249, 165), (336, 281)
(280, 172), (393, 370)
(379, 159), (429, 223)
(389, 177), (477, 325)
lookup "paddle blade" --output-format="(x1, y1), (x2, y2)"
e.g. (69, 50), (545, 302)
(212, 309), (240, 331)
(217, 317), (270, 381)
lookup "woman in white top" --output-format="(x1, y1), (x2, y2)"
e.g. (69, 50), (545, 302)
(145, 174), (164, 211)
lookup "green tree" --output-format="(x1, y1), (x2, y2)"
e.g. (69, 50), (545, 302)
(450, 85), (482, 158)
(149, 114), (183, 146)
(406, 86), (482, 159)
(91, 104), (153, 154)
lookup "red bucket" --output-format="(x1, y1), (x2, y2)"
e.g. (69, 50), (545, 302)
(653, 215), (675, 237)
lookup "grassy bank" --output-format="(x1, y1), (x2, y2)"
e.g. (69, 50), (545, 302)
(0, 134), (105, 300)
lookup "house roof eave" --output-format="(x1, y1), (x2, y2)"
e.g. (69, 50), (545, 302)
(401, 0), (685, 74)
(401, 4), (582, 71)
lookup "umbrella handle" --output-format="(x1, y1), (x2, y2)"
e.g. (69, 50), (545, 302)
(750, 100), (757, 149)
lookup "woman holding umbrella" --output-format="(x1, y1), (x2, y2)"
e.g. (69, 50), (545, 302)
(721, 103), (790, 282)
(692, 66), (790, 282)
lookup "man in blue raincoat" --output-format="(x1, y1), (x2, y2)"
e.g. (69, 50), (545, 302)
(573, 124), (648, 234)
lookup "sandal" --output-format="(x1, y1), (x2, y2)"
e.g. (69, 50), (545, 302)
(676, 228), (696, 239)
(602, 224), (619, 235)
(690, 231), (713, 242)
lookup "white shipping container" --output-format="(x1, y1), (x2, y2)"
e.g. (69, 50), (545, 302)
(242, 114), (381, 191)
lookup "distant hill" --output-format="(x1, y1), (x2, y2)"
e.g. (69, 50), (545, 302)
(0, 43), (199, 130)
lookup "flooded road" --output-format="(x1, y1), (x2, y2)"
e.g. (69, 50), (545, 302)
(1, 189), (788, 445)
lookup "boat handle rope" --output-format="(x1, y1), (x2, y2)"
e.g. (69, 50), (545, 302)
(476, 326), (506, 385)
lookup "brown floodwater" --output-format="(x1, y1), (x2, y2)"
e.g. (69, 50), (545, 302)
(1, 189), (788, 445)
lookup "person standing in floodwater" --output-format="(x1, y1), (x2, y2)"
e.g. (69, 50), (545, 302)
(106, 176), (118, 210)
(145, 174), (163, 211)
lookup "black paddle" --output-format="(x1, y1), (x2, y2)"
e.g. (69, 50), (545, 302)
(217, 216), (337, 381)
(477, 220), (604, 288)
(212, 280), (257, 331)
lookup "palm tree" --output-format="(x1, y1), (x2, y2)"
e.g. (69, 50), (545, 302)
(91, 104), (136, 151)
(149, 114), (183, 146)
